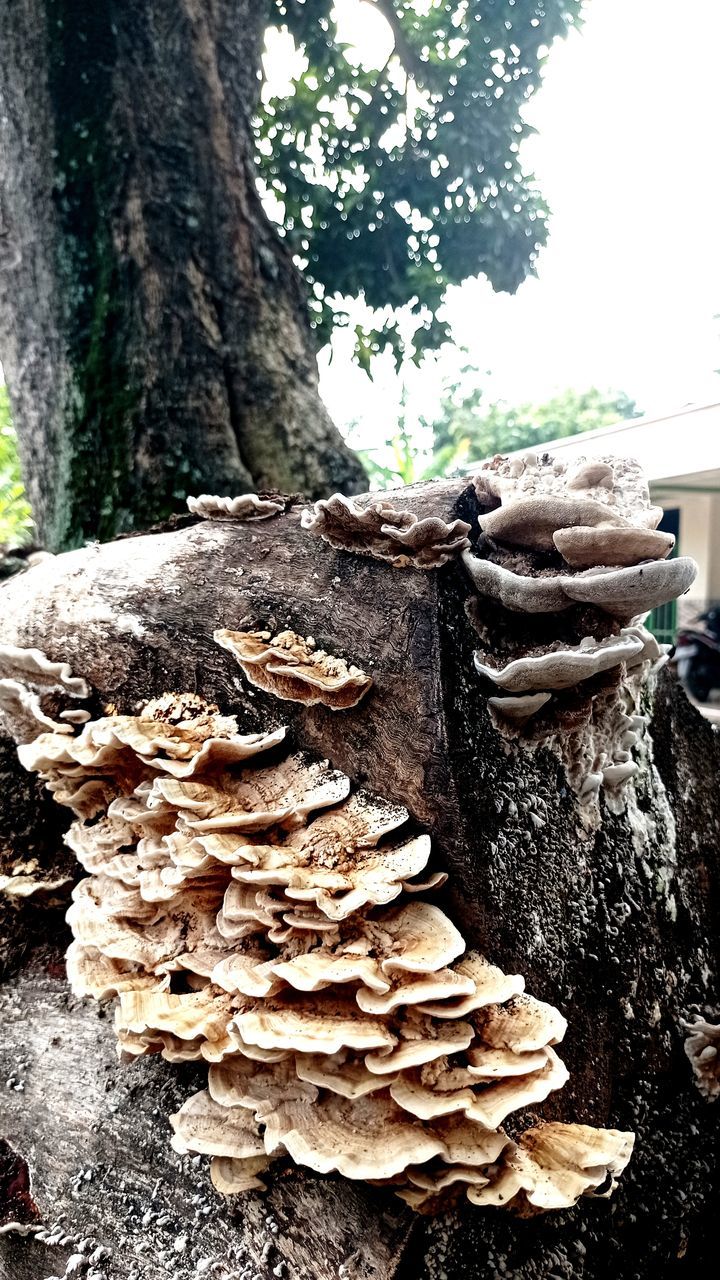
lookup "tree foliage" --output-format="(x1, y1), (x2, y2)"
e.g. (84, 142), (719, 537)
(360, 382), (640, 486)
(0, 388), (32, 548)
(262, 0), (582, 365)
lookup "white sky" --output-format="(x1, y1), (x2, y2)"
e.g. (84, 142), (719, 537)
(308, 0), (720, 447)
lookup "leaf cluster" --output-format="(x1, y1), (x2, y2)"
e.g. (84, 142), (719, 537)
(262, 0), (582, 365)
(360, 379), (640, 486)
(0, 388), (33, 548)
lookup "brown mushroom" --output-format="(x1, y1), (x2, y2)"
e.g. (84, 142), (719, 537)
(215, 628), (372, 710)
(301, 494), (470, 568)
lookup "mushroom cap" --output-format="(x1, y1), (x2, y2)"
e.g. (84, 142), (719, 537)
(231, 829), (432, 921)
(235, 995), (397, 1055)
(563, 557), (697, 617)
(208, 1056), (317, 1114)
(65, 941), (168, 1001)
(17, 711), (287, 807)
(262, 1093), (448, 1179)
(474, 633), (643, 694)
(210, 1155), (273, 1194)
(465, 1046), (550, 1078)
(461, 553), (573, 614)
(158, 755), (350, 833)
(473, 453), (663, 553)
(301, 493), (470, 568)
(210, 1157), (274, 1192)
(116, 988), (234, 1043)
(187, 493), (283, 521)
(461, 1050), (569, 1129)
(480, 495), (626, 551)
(364, 1009), (474, 1074)
(170, 1089), (265, 1158)
(356, 966), (476, 1016)
(390, 1048), (568, 1128)
(0, 643), (90, 697)
(487, 692), (552, 728)
(469, 1121), (635, 1211)
(462, 551), (697, 621)
(417, 953), (525, 1018)
(474, 995), (567, 1052)
(294, 1051), (394, 1099)
(396, 1164), (493, 1210)
(553, 525), (675, 569)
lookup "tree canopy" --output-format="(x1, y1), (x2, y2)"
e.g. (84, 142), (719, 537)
(0, 0), (586, 549)
(262, 0), (582, 365)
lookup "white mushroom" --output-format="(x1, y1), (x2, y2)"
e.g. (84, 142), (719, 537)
(474, 633), (643, 694)
(186, 493), (284, 520)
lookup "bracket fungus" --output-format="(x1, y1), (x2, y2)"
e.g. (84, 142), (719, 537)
(464, 452), (694, 813)
(466, 1122), (634, 1214)
(8, 677), (634, 1217)
(474, 631), (644, 694)
(553, 524), (674, 569)
(473, 453), (664, 552)
(186, 493), (284, 521)
(0, 644), (91, 746)
(301, 493), (471, 568)
(681, 1014), (720, 1100)
(461, 550), (696, 621)
(214, 628), (372, 710)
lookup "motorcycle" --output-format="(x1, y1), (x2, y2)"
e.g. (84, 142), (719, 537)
(673, 606), (720, 703)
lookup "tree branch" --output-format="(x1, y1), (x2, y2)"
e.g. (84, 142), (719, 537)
(370, 0), (431, 85)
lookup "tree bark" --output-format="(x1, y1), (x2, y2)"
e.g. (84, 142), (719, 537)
(0, 0), (365, 553)
(0, 481), (718, 1279)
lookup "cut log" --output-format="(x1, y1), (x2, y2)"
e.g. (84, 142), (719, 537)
(0, 479), (718, 1279)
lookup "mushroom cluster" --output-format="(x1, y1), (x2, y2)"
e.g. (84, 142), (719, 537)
(301, 494), (471, 568)
(214, 628), (372, 710)
(13, 686), (633, 1214)
(464, 453), (696, 809)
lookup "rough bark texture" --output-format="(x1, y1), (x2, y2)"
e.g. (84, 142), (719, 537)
(0, 480), (718, 1280)
(0, 0), (365, 552)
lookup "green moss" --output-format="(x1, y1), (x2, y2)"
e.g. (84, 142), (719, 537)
(44, 4), (135, 548)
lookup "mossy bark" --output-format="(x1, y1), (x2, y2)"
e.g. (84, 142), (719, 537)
(0, 0), (365, 552)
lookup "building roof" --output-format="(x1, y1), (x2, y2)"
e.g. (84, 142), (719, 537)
(471, 401), (720, 487)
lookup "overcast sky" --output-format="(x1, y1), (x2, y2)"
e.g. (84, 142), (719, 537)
(313, 0), (720, 447)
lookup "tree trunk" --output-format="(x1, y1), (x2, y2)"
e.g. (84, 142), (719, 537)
(0, 0), (365, 552)
(0, 480), (718, 1280)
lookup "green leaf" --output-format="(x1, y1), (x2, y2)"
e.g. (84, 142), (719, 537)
(261, 0), (582, 363)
